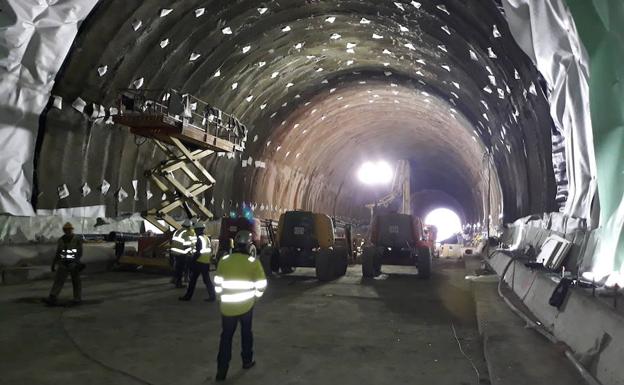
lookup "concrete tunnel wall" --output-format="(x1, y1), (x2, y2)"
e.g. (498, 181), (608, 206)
(32, 0), (557, 225)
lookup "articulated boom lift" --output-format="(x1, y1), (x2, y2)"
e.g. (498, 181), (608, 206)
(363, 160), (433, 279)
(365, 160), (411, 216)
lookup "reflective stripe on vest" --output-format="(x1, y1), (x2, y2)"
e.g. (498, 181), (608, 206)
(214, 276), (267, 300)
(171, 235), (186, 243)
(199, 237), (212, 254)
(215, 253), (267, 316)
(61, 248), (78, 259)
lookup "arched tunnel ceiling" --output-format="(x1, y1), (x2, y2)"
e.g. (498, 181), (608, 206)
(245, 83), (489, 222)
(36, 0), (559, 223)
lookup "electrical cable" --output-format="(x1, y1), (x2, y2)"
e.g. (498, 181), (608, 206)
(59, 308), (157, 385)
(450, 321), (481, 385)
(496, 256), (602, 385)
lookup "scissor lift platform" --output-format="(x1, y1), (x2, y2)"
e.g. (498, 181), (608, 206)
(115, 113), (243, 153)
(113, 88), (247, 233)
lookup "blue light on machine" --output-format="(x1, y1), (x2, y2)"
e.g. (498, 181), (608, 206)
(243, 206), (253, 221)
(229, 210), (237, 218)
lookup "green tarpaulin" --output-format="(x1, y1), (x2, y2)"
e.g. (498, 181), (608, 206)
(567, 0), (624, 285)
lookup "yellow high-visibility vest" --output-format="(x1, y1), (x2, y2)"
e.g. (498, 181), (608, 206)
(170, 228), (196, 255)
(196, 235), (213, 264)
(214, 252), (267, 317)
(57, 235), (83, 260)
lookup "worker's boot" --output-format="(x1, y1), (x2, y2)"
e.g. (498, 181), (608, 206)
(215, 367), (228, 381)
(178, 295), (191, 301)
(42, 295), (57, 306)
(242, 361), (256, 370)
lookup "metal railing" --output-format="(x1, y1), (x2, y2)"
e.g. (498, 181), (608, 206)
(118, 88), (247, 149)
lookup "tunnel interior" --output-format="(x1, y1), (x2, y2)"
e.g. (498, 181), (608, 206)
(35, 0), (559, 226)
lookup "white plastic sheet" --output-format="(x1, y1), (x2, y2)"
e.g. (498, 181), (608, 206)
(0, 212), (141, 244)
(0, 0), (99, 215)
(502, 0), (598, 227)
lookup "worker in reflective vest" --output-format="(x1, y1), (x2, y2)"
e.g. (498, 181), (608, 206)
(170, 220), (196, 288)
(44, 222), (84, 305)
(214, 230), (267, 382)
(179, 222), (216, 301)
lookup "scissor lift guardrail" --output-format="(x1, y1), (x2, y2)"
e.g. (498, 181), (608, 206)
(113, 88), (247, 232)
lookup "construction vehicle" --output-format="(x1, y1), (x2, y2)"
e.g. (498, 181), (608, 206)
(113, 88), (246, 269)
(362, 160), (432, 278)
(267, 211), (349, 281)
(362, 213), (432, 279)
(109, 231), (172, 270)
(216, 216), (262, 260)
(333, 218), (355, 263)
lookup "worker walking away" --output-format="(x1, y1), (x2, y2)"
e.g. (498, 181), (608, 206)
(214, 230), (267, 381)
(179, 222), (216, 302)
(170, 219), (196, 288)
(43, 222), (84, 306)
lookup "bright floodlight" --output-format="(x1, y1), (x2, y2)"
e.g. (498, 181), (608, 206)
(425, 208), (462, 241)
(357, 161), (393, 185)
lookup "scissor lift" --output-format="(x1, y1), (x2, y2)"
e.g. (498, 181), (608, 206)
(112, 89), (246, 269)
(114, 88), (246, 232)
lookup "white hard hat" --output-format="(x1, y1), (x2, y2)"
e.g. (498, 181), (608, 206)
(182, 219), (192, 227)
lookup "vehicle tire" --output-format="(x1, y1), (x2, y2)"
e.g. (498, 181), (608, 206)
(362, 247), (377, 278)
(374, 247), (385, 275)
(269, 247), (281, 273)
(332, 246), (348, 277)
(259, 246), (274, 276)
(278, 247), (294, 274)
(315, 248), (333, 281)
(416, 246), (432, 279)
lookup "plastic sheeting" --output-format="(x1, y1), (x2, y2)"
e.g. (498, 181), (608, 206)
(0, 0), (99, 215)
(565, 0), (624, 287)
(502, 0), (598, 226)
(0, 213), (142, 245)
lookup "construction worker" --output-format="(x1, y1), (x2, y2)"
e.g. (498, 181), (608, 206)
(214, 230), (267, 381)
(170, 219), (196, 288)
(43, 222), (84, 305)
(179, 222), (216, 301)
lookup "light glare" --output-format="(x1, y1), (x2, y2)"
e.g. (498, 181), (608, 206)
(357, 161), (393, 185)
(425, 208), (462, 241)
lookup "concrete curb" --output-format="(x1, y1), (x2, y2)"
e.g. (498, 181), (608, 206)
(488, 251), (624, 385)
(466, 256), (586, 385)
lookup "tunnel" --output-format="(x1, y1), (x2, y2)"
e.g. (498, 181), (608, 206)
(30, 0), (556, 228)
(1, 1), (624, 385)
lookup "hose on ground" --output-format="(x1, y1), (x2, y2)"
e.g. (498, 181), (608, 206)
(450, 321), (481, 385)
(59, 308), (157, 385)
